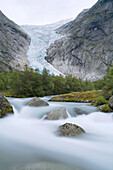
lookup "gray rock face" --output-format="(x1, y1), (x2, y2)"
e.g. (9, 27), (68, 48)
(45, 0), (113, 81)
(0, 93), (13, 118)
(108, 96), (113, 109)
(27, 97), (49, 107)
(56, 9), (89, 36)
(0, 11), (31, 72)
(57, 123), (85, 137)
(44, 107), (68, 120)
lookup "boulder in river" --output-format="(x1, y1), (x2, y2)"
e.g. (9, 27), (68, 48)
(108, 96), (113, 109)
(57, 123), (85, 137)
(98, 104), (112, 112)
(27, 97), (49, 107)
(44, 107), (68, 120)
(0, 93), (13, 118)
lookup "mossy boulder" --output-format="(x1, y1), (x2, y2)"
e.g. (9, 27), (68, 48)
(57, 123), (85, 137)
(44, 107), (68, 120)
(108, 96), (113, 109)
(98, 104), (112, 112)
(27, 97), (49, 107)
(0, 93), (13, 118)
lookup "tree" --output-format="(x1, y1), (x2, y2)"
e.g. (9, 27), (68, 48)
(94, 79), (104, 90)
(65, 75), (83, 93)
(42, 68), (54, 95)
(0, 79), (4, 90)
(82, 79), (94, 91)
(102, 67), (113, 99)
(52, 75), (66, 94)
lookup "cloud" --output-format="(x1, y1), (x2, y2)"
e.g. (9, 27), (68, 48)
(0, 0), (98, 25)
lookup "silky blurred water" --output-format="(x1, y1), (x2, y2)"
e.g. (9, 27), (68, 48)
(0, 97), (113, 170)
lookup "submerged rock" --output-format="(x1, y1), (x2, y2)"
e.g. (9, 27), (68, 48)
(74, 108), (87, 115)
(0, 93), (13, 118)
(27, 97), (49, 107)
(14, 161), (76, 170)
(44, 107), (68, 120)
(108, 96), (113, 109)
(57, 123), (85, 137)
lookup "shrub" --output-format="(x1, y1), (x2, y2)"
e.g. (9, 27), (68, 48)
(95, 96), (107, 106)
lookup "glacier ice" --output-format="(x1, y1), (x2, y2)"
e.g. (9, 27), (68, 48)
(21, 19), (71, 75)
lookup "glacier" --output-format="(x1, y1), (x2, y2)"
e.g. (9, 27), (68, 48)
(21, 19), (71, 75)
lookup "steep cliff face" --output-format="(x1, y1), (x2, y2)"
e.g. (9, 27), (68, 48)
(56, 9), (89, 36)
(45, 0), (113, 81)
(0, 11), (31, 72)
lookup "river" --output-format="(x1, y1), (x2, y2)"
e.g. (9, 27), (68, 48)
(0, 97), (113, 170)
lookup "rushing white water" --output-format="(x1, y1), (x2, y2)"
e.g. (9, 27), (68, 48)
(0, 97), (113, 170)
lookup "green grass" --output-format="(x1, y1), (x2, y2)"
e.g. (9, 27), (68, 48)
(50, 90), (102, 103)
(0, 91), (27, 98)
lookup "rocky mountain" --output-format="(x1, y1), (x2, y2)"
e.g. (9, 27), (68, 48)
(0, 11), (31, 72)
(21, 19), (71, 75)
(45, 0), (113, 81)
(56, 9), (89, 36)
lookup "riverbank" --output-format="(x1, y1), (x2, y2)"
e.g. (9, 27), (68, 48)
(0, 90), (102, 100)
(1, 90), (113, 113)
(0, 91), (28, 98)
(49, 90), (113, 113)
(50, 90), (102, 103)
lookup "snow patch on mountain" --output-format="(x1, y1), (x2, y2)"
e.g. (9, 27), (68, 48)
(21, 19), (72, 75)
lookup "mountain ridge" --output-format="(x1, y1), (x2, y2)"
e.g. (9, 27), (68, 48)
(0, 10), (31, 72)
(45, 0), (113, 81)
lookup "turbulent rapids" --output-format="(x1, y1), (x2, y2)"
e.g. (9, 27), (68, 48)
(0, 97), (113, 170)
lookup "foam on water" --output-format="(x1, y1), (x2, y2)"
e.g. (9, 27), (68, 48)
(0, 97), (113, 170)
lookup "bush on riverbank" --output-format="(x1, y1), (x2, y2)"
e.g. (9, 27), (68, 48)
(95, 96), (107, 106)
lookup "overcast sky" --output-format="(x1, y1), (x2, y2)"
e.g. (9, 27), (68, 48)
(0, 0), (98, 25)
